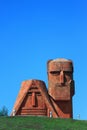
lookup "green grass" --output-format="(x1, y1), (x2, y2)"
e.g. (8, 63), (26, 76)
(0, 116), (87, 130)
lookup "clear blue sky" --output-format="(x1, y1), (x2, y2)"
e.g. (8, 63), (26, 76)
(0, 0), (87, 120)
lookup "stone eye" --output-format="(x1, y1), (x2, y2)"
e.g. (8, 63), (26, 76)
(64, 71), (71, 76)
(50, 71), (60, 75)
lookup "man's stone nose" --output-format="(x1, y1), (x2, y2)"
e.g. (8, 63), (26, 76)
(60, 71), (65, 84)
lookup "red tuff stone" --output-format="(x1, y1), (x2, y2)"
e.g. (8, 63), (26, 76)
(11, 79), (58, 117)
(47, 58), (75, 118)
(11, 58), (75, 118)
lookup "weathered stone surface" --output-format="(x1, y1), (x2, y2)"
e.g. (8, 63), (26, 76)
(11, 58), (75, 118)
(47, 58), (75, 118)
(11, 80), (58, 117)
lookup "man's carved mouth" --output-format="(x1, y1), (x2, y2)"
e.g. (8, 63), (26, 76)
(55, 80), (73, 87)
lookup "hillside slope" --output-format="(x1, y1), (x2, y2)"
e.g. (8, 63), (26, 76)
(0, 116), (87, 130)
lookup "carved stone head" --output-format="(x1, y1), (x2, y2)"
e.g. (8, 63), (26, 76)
(47, 58), (74, 100)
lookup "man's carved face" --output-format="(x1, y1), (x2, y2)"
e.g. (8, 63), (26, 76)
(48, 61), (73, 87)
(47, 59), (74, 100)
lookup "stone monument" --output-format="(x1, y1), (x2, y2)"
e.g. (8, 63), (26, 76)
(11, 58), (75, 118)
(47, 58), (75, 118)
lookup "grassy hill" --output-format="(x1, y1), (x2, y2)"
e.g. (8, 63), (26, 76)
(0, 116), (87, 130)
